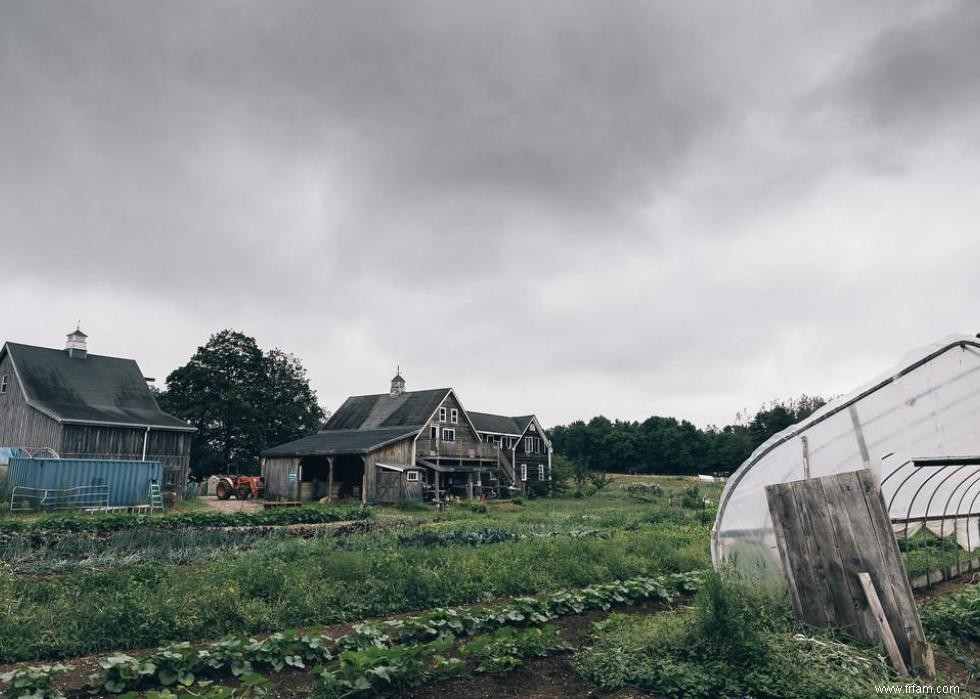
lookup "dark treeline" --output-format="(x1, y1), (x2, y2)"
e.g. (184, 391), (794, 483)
(549, 396), (828, 476)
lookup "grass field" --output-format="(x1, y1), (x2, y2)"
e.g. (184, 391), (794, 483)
(0, 474), (976, 698)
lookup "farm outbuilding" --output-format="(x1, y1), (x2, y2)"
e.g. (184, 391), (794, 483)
(713, 334), (980, 578)
(0, 330), (195, 497)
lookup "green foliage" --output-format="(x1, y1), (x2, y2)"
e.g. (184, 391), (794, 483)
(623, 481), (665, 501)
(90, 631), (333, 695)
(0, 571), (704, 696)
(159, 330), (325, 475)
(461, 625), (570, 673)
(0, 504), (369, 536)
(550, 395), (827, 476)
(574, 571), (894, 699)
(313, 638), (463, 697)
(680, 484), (703, 510)
(0, 664), (72, 699)
(0, 520), (707, 662)
(921, 581), (980, 645)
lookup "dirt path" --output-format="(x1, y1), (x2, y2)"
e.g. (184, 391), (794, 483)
(196, 495), (264, 513)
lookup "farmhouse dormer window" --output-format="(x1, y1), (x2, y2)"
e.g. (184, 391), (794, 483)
(450, 408), (458, 424)
(439, 407), (447, 422)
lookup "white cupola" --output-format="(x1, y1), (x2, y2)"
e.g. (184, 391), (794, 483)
(390, 367), (406, 396)
(66, 325), (88, 359)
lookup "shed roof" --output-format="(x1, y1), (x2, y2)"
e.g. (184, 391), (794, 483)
(261, 427), (418, 457)
(468, 411), (534, 436)
(1, 342), (195, 431)
(324, 388), (450, 431)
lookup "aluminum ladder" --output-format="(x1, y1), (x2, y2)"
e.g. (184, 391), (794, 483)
(148, 481), (165, 513)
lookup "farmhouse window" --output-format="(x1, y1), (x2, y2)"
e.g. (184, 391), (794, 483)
(442, 428), (456, 442)
(521, 464), (527, 481)
(430, 425), (439, 440)
(538, 465), (545, 480)
(0, 375), (7, 395)
(524, 436), (536, 452)
(439, 407), (447, 422)
(406, 471), (420, 482)
(450, 408), (458, 424)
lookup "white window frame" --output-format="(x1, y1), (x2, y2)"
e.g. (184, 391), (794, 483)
(442, 428), (456, 442)
(0, 375), (7, 395)
(524, 436), (534, 452)
(439, 407), (447, 422)
(538, 464), (545, 480)
(450, 408), (458, 424)
(521, 464), (527, 481)
(406, 471), (420, 482)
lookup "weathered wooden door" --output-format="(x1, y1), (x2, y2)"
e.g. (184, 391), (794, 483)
(377, 471), (401, 503)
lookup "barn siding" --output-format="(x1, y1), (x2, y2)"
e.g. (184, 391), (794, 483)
(261, 456), (301, 501)
(364, 437), (415, 503)
(0, 353), (64, 452)
(60, 425), (192, 496)
(417, 392), (482, 454)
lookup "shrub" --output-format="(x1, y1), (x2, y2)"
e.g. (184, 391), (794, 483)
(680, 485), (703, 509)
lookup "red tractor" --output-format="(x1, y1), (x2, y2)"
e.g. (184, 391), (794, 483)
(214, 475), (265, 501)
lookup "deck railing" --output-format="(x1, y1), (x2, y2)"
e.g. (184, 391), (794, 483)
(416, 439), (499, 461)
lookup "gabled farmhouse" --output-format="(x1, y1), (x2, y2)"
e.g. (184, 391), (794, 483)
(0, 329), (195, 495)
(261, 371), (552, 503)
(469, 412), (552, 486)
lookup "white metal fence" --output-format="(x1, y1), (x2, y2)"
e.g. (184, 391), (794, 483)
(10, 485), (111, 512)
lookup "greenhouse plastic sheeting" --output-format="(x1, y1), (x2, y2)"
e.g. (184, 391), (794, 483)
(713, 334), (980, 577)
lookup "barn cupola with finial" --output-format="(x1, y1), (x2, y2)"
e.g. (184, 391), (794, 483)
(390, 367), (405, 396)
(65, 325), (88, 359)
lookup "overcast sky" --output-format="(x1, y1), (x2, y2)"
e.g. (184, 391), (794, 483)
(2, 1), (980, 428)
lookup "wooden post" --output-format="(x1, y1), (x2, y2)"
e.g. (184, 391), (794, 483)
(434, 470), (441, 504)
(327, 457), (334, 503)
(858, 572), (909, 677)
(467, 473), (474, 500)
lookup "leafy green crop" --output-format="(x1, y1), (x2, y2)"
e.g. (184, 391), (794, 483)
(0, 505), (370, 536)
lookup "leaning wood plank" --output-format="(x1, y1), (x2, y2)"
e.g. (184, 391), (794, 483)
(858, 572), (909, 677)
(767, 482), (829, 626)
(819, 474), (880, 642)
(766, 486), (805, 622)
(856, 471), (926, 645)
(792, 479), (858, 632)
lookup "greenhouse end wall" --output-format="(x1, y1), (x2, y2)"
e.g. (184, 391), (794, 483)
(713, 335), (980, 577)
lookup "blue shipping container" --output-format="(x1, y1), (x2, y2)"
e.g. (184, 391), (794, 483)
(8, 458), (163, 507)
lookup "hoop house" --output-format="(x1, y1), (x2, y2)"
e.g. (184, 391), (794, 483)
(713, 335), (980, 577)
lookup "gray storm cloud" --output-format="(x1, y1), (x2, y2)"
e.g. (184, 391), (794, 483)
(1, 0), (979, 426)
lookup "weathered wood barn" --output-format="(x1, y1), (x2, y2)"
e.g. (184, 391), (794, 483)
(261, 372), (552, 503)
(0, 329), (195, 496)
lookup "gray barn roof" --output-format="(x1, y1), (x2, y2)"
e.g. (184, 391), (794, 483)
(324, 388), (450, 431)
(261, 427), (418, 457)
(468, 412), (534, 436)
(1, 342), (195, 431)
